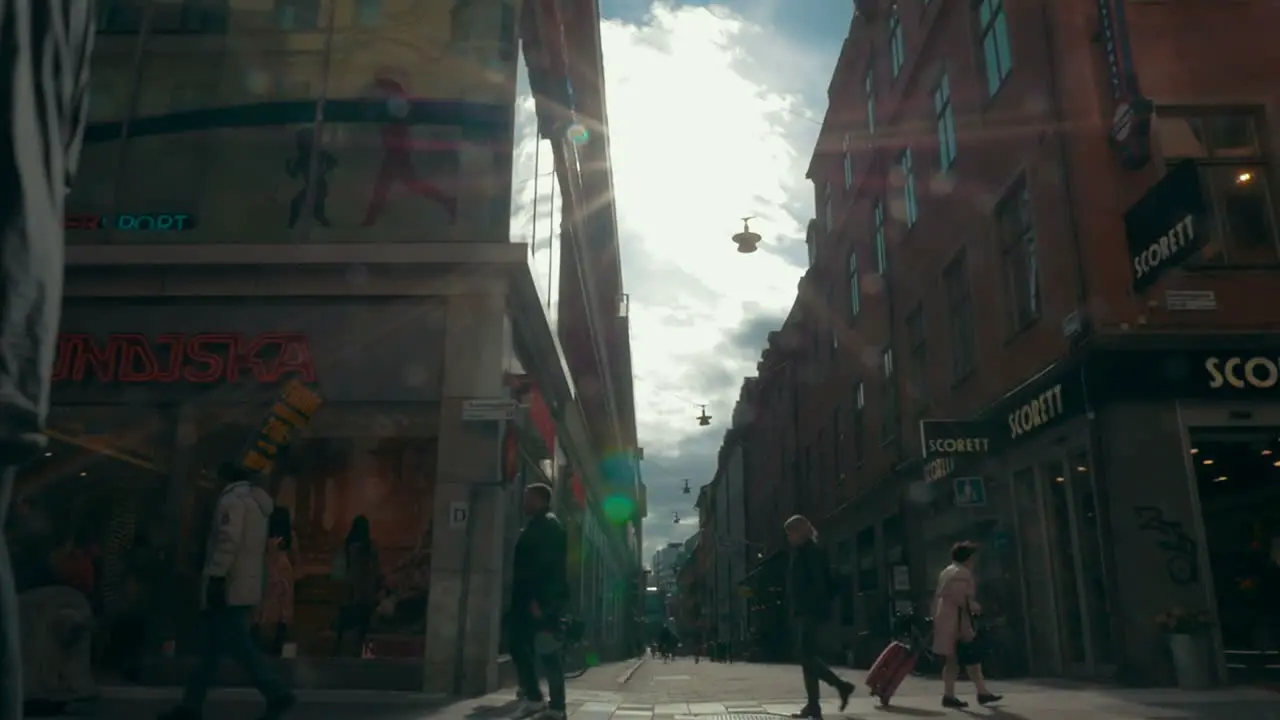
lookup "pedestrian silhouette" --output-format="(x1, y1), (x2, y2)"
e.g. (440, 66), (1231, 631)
(286, 127), (335, 229)
(361, 76), (457, 226)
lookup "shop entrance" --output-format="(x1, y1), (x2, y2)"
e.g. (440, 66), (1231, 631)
(1186, 425), (1280, 683)
(1011, 445), (1115, 678)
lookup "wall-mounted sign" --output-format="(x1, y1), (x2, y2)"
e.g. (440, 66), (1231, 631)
(449, 501), (470, 528)
(52, 332), (315, 384)
(919, 419), (992, 459)
(923, 456), (956, 483)
(66, 212), (196, 231)
(1126, 160), (1208, 292)
(1205, 355), (1280, 391)
(243, 379), (323, 473)
(953, 477), (987, 508)
(1097, 0), (1152, 169)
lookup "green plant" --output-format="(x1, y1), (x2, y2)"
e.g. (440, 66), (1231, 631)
(1154, 608), (1214, 635)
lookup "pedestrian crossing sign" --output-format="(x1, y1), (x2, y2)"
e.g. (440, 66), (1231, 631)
(953, 476), (986, 508)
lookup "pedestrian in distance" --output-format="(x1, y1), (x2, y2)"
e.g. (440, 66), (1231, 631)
(932, 541), (1002, 709)
(0, 3), (96, 719)
(784, 515), (854, 719)
(158, 463), (295, 720)
(508, 483), (570, 720)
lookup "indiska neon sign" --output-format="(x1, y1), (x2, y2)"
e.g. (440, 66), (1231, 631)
(65, 213), (196, 231)
(53, 332), (316, 384)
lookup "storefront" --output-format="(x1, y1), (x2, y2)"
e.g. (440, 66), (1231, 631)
(17, 297), (447, 672)
(907, 335), (1280, 686)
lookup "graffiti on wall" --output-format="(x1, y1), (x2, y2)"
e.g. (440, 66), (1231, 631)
(1133, 506), (1199, 586)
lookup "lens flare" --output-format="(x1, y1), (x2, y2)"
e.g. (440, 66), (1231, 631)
(567, 122), (590, 145)
(603, 495), (634, 524)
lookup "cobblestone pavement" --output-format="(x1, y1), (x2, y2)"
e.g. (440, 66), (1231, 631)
(44, 657), (1280, 719)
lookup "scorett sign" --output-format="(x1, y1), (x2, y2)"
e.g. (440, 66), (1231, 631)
(919, 419), (992, 460)
(1126, 160), (1207, 292)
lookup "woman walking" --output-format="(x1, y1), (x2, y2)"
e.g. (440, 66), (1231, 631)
(783, 516), (854, 719)
(335, 515), (380, 656)
(257, 509), (295, 655)
(932, 542), (1002, 709)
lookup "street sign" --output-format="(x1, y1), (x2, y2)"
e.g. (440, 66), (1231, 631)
(953, 476), (987, 508)
(461, 398), (517, 421)
(449, 501), (470, 528)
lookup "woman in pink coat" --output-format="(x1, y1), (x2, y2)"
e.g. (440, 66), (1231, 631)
(932, 542), (1001, 709)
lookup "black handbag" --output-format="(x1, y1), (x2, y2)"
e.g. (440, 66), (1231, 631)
(955, 601), (985, 666)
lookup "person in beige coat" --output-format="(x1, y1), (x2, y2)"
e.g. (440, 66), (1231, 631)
(158, 463), (296, 720)
(932, 542), (1001, 710)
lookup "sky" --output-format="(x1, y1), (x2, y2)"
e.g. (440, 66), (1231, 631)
(509, 1), (853, 563)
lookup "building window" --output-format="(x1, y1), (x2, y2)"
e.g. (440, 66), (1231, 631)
(853, 380), (865, 466)
(881, 348), (898, 443)
(1154, 110), (1278, 265)
(276, 0), (320, 29)
(848, 251), (862, 317)
(889, 3), (905, 78)
(906, 303), (927, 405)
(999, 179), (1040, 329)
(900, 148), (919, 227)
(934, 72), (956, 170)
(944, 250), (976, 379)
(865, 68), (876, 135)
(823, 181), (834, 233)
(842, 133), (854, 190)
(977, 0), (1013, 96)
(874, 199), (887, 273)
(356, 0), (383, 26)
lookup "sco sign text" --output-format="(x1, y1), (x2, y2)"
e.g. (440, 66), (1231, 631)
(1206, 356), (1280, 390)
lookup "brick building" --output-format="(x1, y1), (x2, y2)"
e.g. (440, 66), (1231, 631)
(740, 0), (1280, 686)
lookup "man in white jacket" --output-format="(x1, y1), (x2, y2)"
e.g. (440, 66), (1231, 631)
(158, 464), (295, 720)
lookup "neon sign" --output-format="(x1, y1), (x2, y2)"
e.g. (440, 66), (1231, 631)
(65, 213), (197, 231)
(52, 332), (315, 384)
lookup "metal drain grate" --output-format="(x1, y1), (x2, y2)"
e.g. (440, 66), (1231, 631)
(697, 715), (792, 720)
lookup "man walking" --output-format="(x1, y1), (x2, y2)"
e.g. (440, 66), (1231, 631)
(508, 483), (569, 720)
(0, 3), (96, 719)
(784, 515), (854, 719)
(158, 464), (295, 720)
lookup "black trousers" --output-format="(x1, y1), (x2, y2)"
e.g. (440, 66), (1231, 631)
(508, 611), (565, 711)
(794, 618), (842, 707)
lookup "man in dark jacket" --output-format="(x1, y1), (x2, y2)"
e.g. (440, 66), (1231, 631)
(784, 515), (853, 719)
(509, 483), (569, 720)
(0, 3), (96, 719)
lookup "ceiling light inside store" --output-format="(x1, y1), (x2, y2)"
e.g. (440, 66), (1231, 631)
(1213, 476), (1228, 483)
(1273, 460), (1280, 468)
(1190, 448), (1199, 454)
(1264, 449), (1274, 456)
(1055, 476), (1065, 483)
(1202, 459), (1214, 465)
(79, 472), (87, 477)
(44, 451), (51, 457)
(1237, 171), (1254, 184)
(1076, 466), (1088, 472)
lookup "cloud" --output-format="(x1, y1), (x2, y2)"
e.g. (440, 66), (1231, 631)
(510, 1), (846, 561)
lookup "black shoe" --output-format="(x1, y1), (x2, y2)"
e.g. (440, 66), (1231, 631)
(941, 696), (969, 709)
(258, 693), (297, 720)
(977, 692), (1003, 705)
(157, 707), (201, 720)
(837, 681), (855, 711)
(790, 705), (820, 719)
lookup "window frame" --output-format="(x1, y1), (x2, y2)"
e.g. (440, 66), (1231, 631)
(934, 71), (957, 170)
(874, 199), (888, 274)
(849, 251), (862, 317)
(900, 147), (919, 227)
(889, 2), (905, 78)
(976, 0), (1013, 96)
(1153, 108), (1278, 266)
(998, 178), (1041, 330)
(842, 133), (854, 190)
(865, 67), (877, 136)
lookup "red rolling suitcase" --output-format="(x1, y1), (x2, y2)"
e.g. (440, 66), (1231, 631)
(864, 640), (918, 706)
